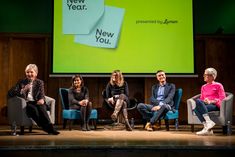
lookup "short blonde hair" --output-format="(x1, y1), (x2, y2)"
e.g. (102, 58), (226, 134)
(205, 67), (217, 80)
(25, 64), (38, 74)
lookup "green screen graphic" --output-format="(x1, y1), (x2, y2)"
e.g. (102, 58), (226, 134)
(53, 0), (194, 75)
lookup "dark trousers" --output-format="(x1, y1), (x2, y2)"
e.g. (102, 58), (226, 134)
(193, 99), (219, 122)
(26, 101), (52, 132)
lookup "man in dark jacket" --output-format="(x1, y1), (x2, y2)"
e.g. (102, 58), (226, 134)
(137, 70), (175, 131)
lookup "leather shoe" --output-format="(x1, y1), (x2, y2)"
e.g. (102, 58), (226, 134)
(152, 123), (161, 130)
(49, 129), (60, 135)
(145, 122), (153, 131)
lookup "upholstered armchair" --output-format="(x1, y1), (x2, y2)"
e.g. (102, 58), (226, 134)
(163, 88), (183, 131)
(187, 92), (234, 134)
(7, 96), (56, 134)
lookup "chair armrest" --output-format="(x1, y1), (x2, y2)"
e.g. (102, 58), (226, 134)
(128, 98), (138, 110)
(187, 95), (200, 124)
(187, 94), (200, 113)
(45, 96), (55, 124)
(7, 96), (31, 125)
(219, 93), (234, 123)
(187, 94), (200, 115)
(191, 94), (201, 100)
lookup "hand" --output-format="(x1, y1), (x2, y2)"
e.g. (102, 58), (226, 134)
(21, 84), (32, 93)
(79, 99), (88, 106)
(204, 98), (210, 104)
(37, 99), (44, 105)
(108, 97), (114, 105)
(151, 106), (161, 111)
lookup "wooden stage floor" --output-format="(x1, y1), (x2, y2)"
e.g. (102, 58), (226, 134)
(0, 125), (235, 157)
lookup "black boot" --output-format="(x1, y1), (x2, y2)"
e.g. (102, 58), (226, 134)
(81, 122), (87, 131)
(47, 124), (60, 135)
(86, 122), (91, 131)
(80, 107), (87, 131)
(85, 102), (92, 131)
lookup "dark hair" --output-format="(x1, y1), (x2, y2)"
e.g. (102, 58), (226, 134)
(156, 70), (165, 75)
(72, 74), (84, 87)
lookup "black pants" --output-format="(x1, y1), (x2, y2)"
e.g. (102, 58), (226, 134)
(26, 101), (51, 132)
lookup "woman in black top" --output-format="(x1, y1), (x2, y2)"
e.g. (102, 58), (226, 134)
(105, 70), (132, 131)
(68, 75), (92, 131)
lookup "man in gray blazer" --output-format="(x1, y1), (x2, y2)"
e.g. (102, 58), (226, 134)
(137, 70), (175, 131)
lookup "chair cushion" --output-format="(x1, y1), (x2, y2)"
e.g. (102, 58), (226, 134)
(63, 109), (98, 119)
(164, 110), (179, 120)
(208, 111), (220, 116)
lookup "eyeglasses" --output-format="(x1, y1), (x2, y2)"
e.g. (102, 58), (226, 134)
(203, 74), (212, 77)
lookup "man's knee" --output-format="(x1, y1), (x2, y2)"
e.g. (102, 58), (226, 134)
(160, 104), (168, 110)
(137, 103), (145, 111)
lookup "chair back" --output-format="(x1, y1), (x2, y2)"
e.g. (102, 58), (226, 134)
(102, 89), (107, 99)
(102, 89), (114, 110)
(59, 88), (69, 109)
(173, 88), (183, 110)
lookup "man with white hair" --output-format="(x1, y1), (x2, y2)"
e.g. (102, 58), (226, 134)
(192, 67), (226, 135)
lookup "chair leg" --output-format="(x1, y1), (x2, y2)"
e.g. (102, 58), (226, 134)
(142, 119), (147, 129)
(93, 119), (97, 130)
(20, 126), (25, 135)
(29, 126), (32, 133)
(191, 124), (194, 132)
(175, 119), (179, 130)
(69, 120), (73, 131)
(222, 126), (227, 135)
(165, 119), (169, 131)
(63, 119), (67, 129)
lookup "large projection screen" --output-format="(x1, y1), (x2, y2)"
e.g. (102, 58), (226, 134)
(53, 0), (194, 76)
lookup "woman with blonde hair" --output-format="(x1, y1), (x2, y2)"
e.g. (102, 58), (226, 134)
(8, 64), (59, 135)
(105, 70), (132, 131)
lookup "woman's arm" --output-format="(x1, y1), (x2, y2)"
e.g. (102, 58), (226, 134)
(8, 79), (27, 99)
(68, 88), (80, 105)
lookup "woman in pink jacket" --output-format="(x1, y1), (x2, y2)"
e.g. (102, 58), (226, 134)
(193, 68), (225, 135)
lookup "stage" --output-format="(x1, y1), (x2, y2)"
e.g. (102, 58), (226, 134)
(0, 125), (235, 157)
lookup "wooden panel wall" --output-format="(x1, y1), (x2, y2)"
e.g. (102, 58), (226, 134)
(0, 33), (235, 125)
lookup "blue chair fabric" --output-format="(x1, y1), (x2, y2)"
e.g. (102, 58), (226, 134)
(163, 88), (183, 131)
(59, 88), (98, 130)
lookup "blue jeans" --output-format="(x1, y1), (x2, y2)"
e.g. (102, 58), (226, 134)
(193, 99), (219, 122)
(137, 103), (169, 125)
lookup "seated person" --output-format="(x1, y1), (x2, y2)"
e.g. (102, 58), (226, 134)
(8, 64), (59, 135)
(137, 70), (175, 131)
(68, 75), (92, 131)
(105, 70), (132, 131)
(192, 67), (225, 135)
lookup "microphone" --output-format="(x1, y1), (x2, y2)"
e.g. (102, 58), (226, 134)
(28, 79), (33, 84)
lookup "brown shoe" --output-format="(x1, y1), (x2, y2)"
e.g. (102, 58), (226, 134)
(145, 122), (153, 131)
(144, 122), (150, 130)
(111, 113), (118, 121)
(152, 123), (161, 130)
